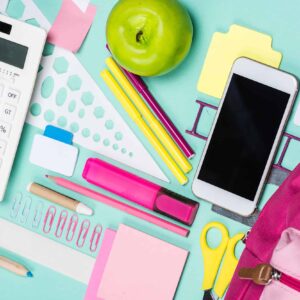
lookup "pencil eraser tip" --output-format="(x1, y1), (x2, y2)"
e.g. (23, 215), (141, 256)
(26, 183), (33, 192)
(77, 203), (93, 216)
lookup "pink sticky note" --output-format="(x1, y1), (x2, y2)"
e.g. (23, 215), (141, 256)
(85, 229), (116, 300)
(97, 225), (188, 300)
(47, 0), (96, 52)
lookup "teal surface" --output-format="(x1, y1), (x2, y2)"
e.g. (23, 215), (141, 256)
(2, 0), (300, 299)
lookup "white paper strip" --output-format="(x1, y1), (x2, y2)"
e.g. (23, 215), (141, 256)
(0, 218), (95, 284)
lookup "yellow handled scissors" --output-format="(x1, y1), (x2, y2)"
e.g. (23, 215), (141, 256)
(200, 222), (244, 300)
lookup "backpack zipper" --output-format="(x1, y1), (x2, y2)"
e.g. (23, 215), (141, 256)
(238, 264), (300, 292)
(280, 272), (300, 292)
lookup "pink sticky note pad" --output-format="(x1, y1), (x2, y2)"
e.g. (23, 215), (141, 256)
(47, 0), (96, 52)
(97, 225), (188, 300)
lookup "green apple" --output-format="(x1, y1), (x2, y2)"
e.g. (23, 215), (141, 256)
(106, 0), (193, 76)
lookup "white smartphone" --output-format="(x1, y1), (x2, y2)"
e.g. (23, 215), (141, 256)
(192, 57), (298, 216)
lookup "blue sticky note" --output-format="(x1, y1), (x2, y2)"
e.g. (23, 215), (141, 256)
(44, 125), (73, 145)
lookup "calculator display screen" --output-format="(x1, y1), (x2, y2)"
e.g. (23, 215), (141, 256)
(0, 37), (28, 69)
(198, 74), (290, 201)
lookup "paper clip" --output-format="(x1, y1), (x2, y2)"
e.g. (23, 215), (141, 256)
(66, 214), (78, 242)
(55, 210), (68, 238)
(10, 192), (23, 219)
(90, 224), (102, 252)
(76, 220), (90, 248)
(32, 202), (44, 228)
(20, 196), (32, 224)
(43, 206), (56, 234)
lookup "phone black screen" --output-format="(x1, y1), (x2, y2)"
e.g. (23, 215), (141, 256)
(198, 74), (290, 200)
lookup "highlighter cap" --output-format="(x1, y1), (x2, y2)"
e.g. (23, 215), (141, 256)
(155, 189), (199, 225)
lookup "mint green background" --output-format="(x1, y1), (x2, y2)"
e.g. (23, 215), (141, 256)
(1, 0), (300, 299)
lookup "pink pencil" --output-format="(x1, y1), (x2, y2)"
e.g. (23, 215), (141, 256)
(46, 175), (189, 237)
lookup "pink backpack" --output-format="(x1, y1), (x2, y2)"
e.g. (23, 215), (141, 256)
(225, 164), (300, 300)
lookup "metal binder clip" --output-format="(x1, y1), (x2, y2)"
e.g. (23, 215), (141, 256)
(20, 196), (32, 224)
(90, 224), (102, 252)
(66, 214), (78, 242)
(32, 202), (44, 228)
(55, 210), (68, 238)
(10, 192), (23, 219)
(76, 219), (90, 248)
(43, 206), (56, 234)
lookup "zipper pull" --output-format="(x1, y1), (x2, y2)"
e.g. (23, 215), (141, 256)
(238, 264), (280, 285)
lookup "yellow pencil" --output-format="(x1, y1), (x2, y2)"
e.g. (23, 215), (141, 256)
(101, 69), (188, 185)
(105, 57), (192, 174)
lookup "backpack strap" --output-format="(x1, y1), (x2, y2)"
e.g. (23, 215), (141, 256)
(247, 164), (300, 262)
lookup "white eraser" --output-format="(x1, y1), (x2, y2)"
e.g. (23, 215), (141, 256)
(29, 135), (78, 176)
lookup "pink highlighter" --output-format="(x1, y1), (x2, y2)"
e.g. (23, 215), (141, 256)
(82, 158), (199, 226)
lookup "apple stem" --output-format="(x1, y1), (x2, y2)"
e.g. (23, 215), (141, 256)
(136, 30), (144, 43)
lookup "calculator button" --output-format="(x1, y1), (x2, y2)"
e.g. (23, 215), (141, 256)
(0, 104), (16, 121)
(5, 88), (20, 103)
(0, 122), (11, 139)
(0, 140), (6, 155)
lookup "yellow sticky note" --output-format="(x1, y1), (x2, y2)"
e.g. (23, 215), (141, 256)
(197, 24), (282, 99)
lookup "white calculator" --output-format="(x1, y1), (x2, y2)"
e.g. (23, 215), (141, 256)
(0, 15), (46, 201)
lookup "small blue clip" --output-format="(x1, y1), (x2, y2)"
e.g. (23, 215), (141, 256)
(20, 196), (32, 224)
(10, 192), (23, 219)
(32, 202), (44, 229)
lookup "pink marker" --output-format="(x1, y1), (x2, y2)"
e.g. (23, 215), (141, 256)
(82, 158), (199, 226)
